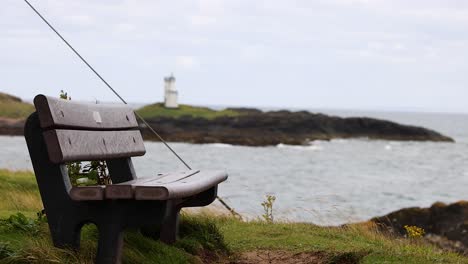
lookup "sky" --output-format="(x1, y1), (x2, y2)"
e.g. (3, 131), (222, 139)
(1, 0), (468, 112)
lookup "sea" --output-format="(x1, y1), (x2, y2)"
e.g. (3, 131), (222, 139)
(1, 109), (468, 225)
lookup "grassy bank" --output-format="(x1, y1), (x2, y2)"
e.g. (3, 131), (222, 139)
(0, 91), (242, 121)
(0, 93), (34, 120)
(136, 103), (242, 120)
(0, 169), (467, 263)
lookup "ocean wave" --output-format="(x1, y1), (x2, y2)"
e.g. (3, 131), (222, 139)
(206, 143), (234, 148)
(276, 143), (323, 151)
(329, 139), (350, 143)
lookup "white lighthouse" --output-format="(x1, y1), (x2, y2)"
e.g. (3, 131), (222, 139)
(163, 74), (179, 108)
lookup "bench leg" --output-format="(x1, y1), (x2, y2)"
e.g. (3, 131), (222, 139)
(160, 205), (181, 244)
(49, 220), (82, 250)
(96, 224), (124, 264)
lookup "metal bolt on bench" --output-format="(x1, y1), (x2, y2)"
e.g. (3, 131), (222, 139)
(24, 94), (228, 264)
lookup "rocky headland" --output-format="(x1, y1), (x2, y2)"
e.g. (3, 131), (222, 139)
(372, 201), (468, 255)
(0, 92), (455, 145)
(139, 110), (454, 146)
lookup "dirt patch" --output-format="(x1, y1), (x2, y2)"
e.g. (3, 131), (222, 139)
(231, 250), (365, 264)
(234, 250), (327, 264)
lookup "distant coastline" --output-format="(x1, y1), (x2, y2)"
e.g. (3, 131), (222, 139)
(138, 109), (454, 146)
(0, 92), (454, 145)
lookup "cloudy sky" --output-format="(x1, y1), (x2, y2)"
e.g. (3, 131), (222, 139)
(2, 0), (468, 112)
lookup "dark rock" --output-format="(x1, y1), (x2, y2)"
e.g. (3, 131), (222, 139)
(425, 234), (468, 255)
(140, 110), (454, 146)
(372, 201), (468, 255)
(0, 117), (25, 136)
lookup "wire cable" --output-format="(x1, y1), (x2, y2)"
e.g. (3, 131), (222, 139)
(23, 0), (192, 170)
(23, 0), (241, 218)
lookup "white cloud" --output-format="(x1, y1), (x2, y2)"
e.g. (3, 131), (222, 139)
(2, 0), (468, 111)
(189, 15), (217, 27)
(175, 56), (199, 69)
(63, 15), (95, 27)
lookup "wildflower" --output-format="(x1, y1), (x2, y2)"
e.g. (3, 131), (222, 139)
(404, 225), (425, 238)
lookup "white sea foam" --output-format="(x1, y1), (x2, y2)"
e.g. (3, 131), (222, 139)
(329, 139), (348, 143)
(207, 143), (234, 148)
(276, 143), (323, 151)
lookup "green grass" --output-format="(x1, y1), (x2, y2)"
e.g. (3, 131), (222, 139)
(0, 216), (228, 263)
(218, 218), (467, 263)
(0, 170), (41, 216)
(0, 93), (34, 120)
(0, 91), (240, 120)
(136, 103), (242, 120)
(0, 169), (467, 263)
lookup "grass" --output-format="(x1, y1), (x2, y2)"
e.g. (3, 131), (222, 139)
(0, 216), (227, 263)
(219, 219), (467, 263)
(0, 93), (34, 120)
(0, 169), (467, 263)
(0, 170), (41, 216)
(136, 103), (242, 120)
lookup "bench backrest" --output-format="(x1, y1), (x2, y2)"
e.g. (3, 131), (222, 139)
(34, 94), (146, 163)
(25, 94), (146, 207)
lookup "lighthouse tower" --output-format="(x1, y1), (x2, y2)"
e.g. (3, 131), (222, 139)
(163, 74), (179, 108)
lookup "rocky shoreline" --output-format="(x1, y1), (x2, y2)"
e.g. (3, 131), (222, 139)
(0, 110), (454, 145)
(372, 201), (468, 255)
(0, 117), (25, 136)
(139, 110), (454, 146)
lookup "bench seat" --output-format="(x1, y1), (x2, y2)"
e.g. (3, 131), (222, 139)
(70, 170), (227, 201)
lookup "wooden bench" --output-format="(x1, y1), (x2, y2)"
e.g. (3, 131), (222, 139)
(24, 94), (228, 264)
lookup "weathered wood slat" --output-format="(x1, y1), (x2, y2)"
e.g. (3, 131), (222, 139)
(134, 170), (228, 200)
(34, 94), (139, 130)
(104, 170), (200, 199)
(70, 186), (105, 201)
(43, 129), (146, 163)
(104, 176), (161, 199)
(143, 170), (200, 185)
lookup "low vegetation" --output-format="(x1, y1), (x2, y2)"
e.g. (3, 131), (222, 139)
(136, 103), (242, 120)
(0, 91), (242, 121)
(0, 93), (34, 119)
(0, 169), (467, 263)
